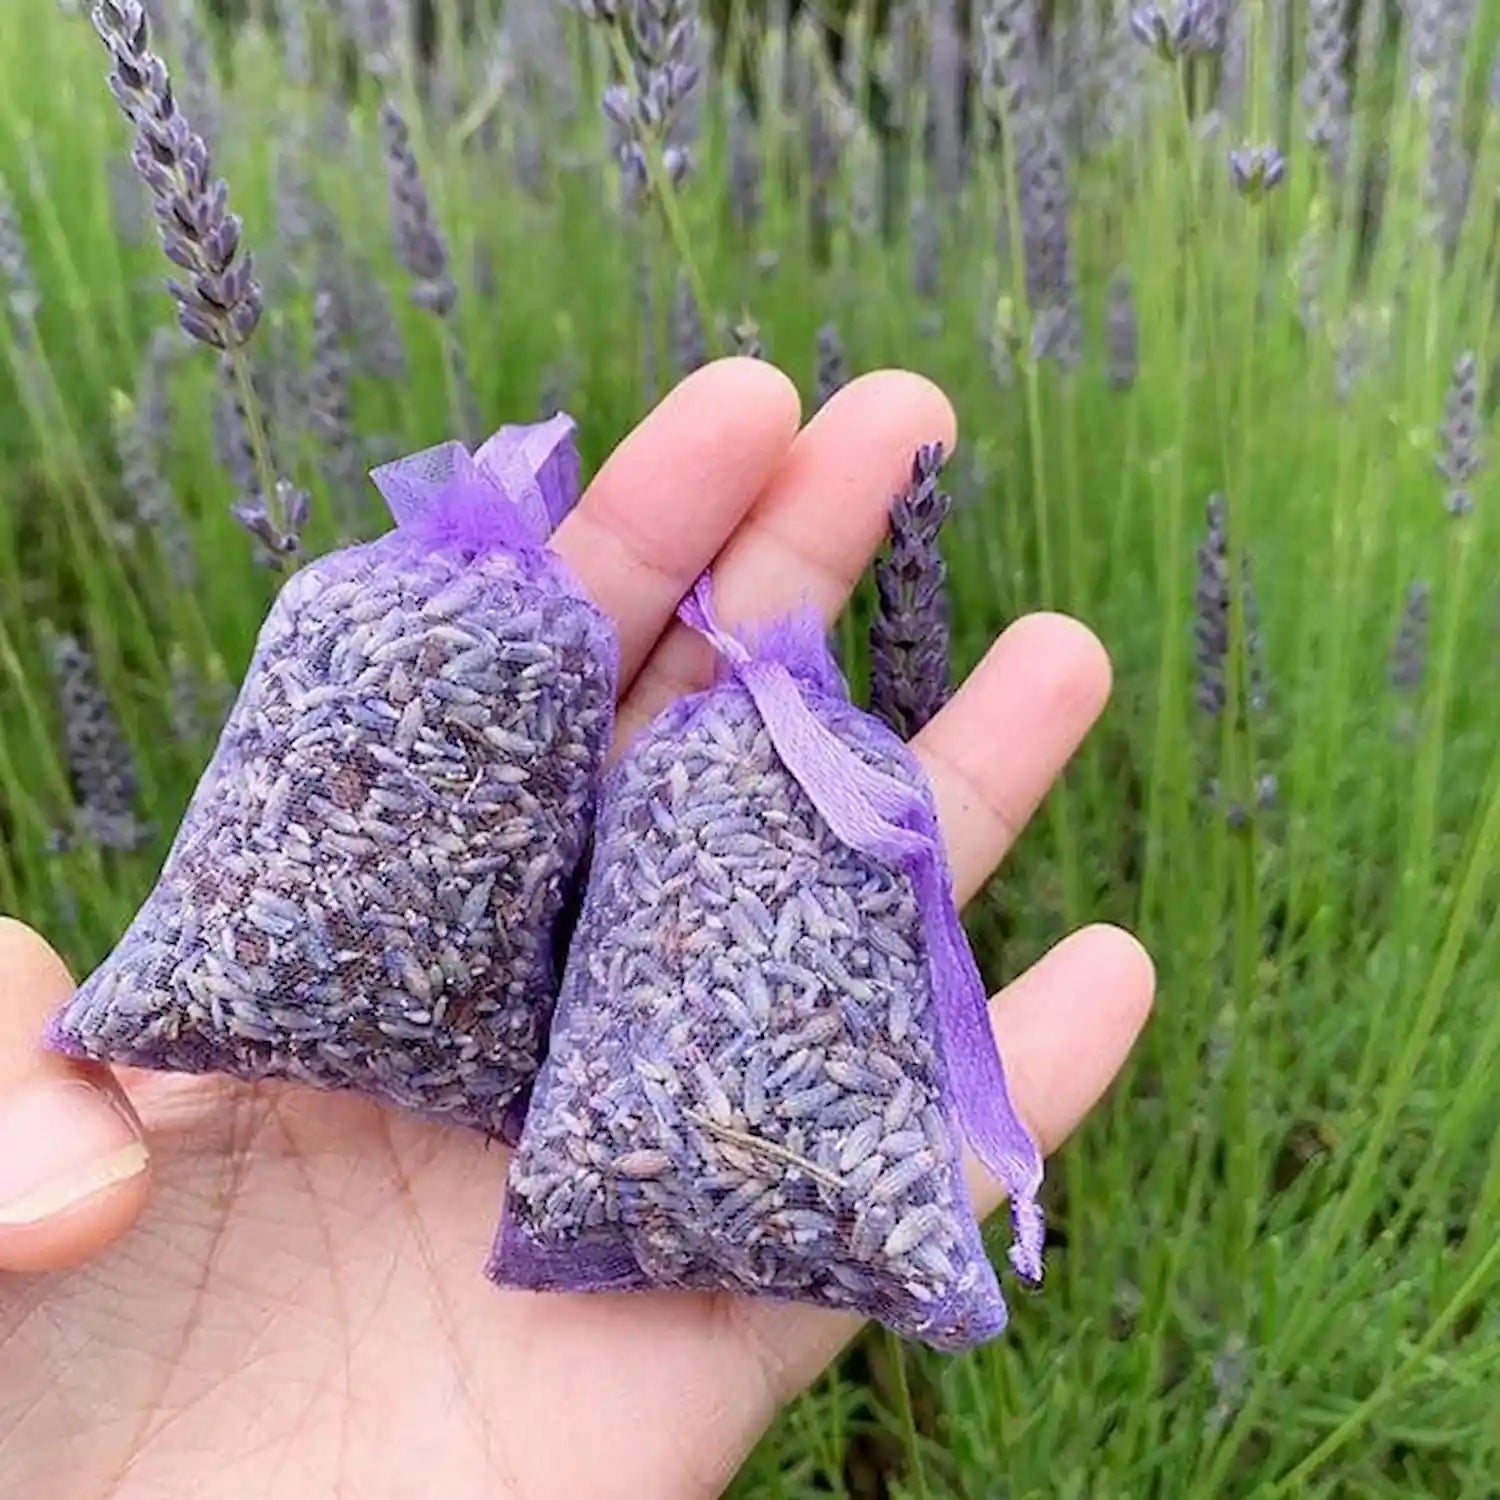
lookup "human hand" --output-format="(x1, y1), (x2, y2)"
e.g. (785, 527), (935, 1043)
(0, 362), (1153, 1499)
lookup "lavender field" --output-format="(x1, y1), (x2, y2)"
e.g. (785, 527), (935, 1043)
(2, 0), (1499, 1493)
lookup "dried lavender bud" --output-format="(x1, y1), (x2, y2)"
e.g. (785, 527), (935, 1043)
(0, 176), (40, 324)
(48, 424), (619, 1140)
(1389, 580), (1430, 693)
(46, 629), (149, 853)
(1107, 269), (1139, 390)
(493, 618), (1026, 1350)
(1304, 0), (1350, 177)
(92, 0), (262, 351)
(870, 444), (953, 739)
(814, 323), (847, 411)
(671, 270), (707, 377)
(380, 99), (457, 319)
(728, 98), (761, 231)
(112, 390), (196, 588)
(1229, 144), (1287, 199)
(1438, 351), (1483, 516)
(310, 287), (364, 533)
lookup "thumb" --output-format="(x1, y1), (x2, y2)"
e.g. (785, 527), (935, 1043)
(0, 918), (150, 1272)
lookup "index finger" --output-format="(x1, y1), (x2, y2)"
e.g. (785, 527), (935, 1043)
(550, 359), (801, 689)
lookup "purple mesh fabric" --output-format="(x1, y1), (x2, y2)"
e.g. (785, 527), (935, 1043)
(489, 591), (1035, 1350)
(45, 417), (618, 1140)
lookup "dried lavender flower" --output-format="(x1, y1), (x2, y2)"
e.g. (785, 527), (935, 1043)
(1107, 269), (1139, 390)
(870, 444), (953, 739)
(0, 176), (40, 324)
(46, 629), (149, 853)
(1389, 580), (1431, 693)
(671, 270), (707, 377)
(814, 323), (847, 411)
(47, 422), (618, 1138)
(380, 99), (457, 319)
(1438, 351), (1483, 516)
(1228, 144), (1287, 200)
(93, 0), (262, 351)
(492, 589), (1042, 1350)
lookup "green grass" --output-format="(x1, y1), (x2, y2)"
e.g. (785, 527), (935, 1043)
(2, 0), (1499, 1494)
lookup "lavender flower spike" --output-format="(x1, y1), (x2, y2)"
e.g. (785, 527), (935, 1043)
(380, 99), (457, 318)
(92, 0), (261, 352)
(870, 444), (954, 740)
(814, 323), (847, 411)
(1438, 351), (1483, 517)
(0, 177), (40, 324)
(1389, 581), (1431, 694)
(1229, 145), (1287, 200)
(1107, 269), (1139, 390)
(46, 629), (150, 853)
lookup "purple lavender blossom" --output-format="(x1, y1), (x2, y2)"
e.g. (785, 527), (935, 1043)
(46, 629), (150, 854)
(928, 0), (965, 196)
(1304, 0), (1351, 178)
(1389, 580), (1431, 693)
(671, 270), (707, 377)
(1229, 144), (1287, 200)
(728, 98), (761, 231)
(1194, 493), (1268, 720)
(870, 444), (954, 739)
(0, 175), (39, 325)
(93, 0), (261, 352)
(594, 0), (701, 202)
(112, 389), (196, 589)
(815, 323), (847, 411)
(310, 287), (364, 533)
(1107, 269), (1139, 390)
(380, 99), (457, 318)
(1438, 351), (1483, 516)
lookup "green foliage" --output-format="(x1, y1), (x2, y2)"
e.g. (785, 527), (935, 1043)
(1, 1), (1498, 1494)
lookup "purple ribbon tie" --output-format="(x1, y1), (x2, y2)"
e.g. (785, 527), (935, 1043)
(679, 574), (1045, 1284)
(371, 413), (582, 552)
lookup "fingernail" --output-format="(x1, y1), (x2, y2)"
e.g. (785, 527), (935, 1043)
(0, 1079), (148, 1228)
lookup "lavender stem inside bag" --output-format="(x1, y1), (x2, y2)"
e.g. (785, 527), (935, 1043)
(47, 415), (618, 1140)
(490, 574), (1043, 1351)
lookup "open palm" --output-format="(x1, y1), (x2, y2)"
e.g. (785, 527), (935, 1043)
(0, 362), (1153, 1500)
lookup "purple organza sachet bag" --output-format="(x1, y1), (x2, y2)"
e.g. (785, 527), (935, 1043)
(46, 415), (618, 1140)
(489, 574), (1043, 1350)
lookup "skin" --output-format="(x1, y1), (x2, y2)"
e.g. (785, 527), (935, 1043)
(0, 363), (1154, 1500)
